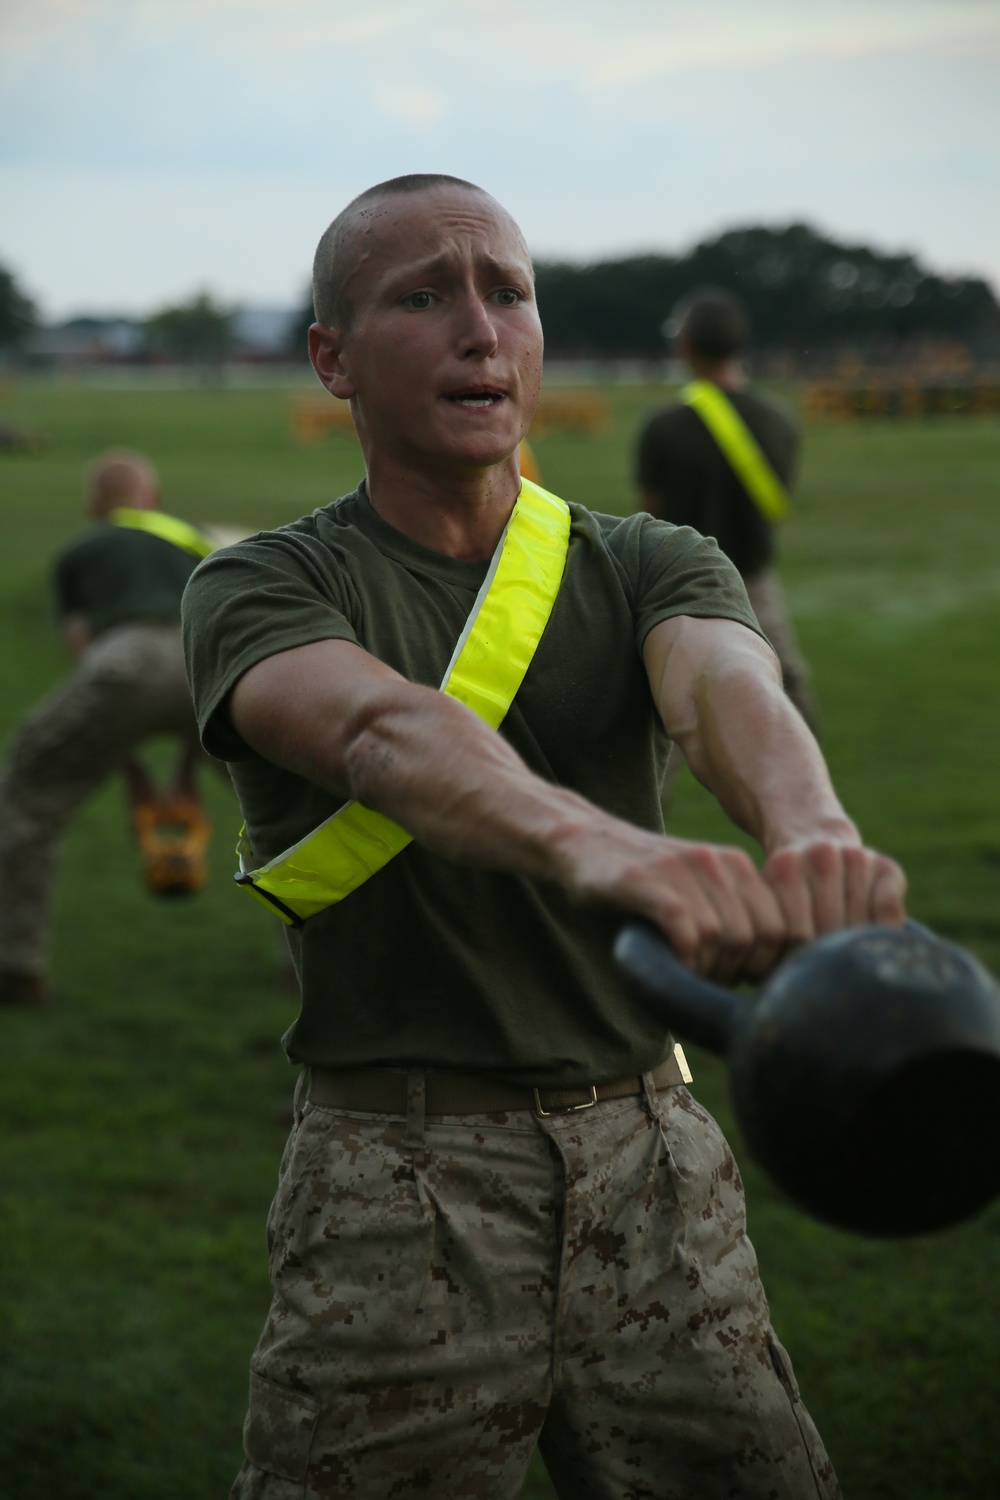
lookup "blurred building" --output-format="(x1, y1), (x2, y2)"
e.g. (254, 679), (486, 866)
(23, 306), (300, 374)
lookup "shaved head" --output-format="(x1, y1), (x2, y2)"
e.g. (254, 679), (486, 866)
(312, 174), (530, 331)
(87, 449), (160, 519)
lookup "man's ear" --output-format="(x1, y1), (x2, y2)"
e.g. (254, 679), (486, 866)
(309, 322), (356, 400)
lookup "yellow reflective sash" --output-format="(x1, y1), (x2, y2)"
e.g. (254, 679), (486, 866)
(236, 478), (572, 925)
(110, 507), (217, 559)
(682, 381), (791, 523)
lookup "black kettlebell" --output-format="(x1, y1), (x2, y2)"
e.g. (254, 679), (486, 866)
(615, 920), (1000, 1236)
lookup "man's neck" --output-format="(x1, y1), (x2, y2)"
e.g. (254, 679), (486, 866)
(364, 453), (522, 563)
(687, 356), (745, 392)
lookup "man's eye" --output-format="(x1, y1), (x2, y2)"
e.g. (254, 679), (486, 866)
(403, 291), (434, 310)
(494, 288), (521, 306)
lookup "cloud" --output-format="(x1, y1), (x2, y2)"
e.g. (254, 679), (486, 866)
(2, 0), (998, 313)
(372, 85), (448, 127)
(6, 0), (996, 65)
(4, 0), (998, 173)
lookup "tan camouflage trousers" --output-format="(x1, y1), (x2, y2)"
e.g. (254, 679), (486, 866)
(0, 622), (200, 976)
(231, 1076), (839, 1500)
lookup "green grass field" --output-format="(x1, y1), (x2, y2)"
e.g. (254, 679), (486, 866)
(1, 378), (999, 1499)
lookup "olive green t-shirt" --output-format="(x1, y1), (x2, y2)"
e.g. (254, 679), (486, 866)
(53, 524), (201, 638)
(182, 483), (762, 1087)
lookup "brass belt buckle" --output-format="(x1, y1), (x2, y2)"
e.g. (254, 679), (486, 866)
(533, 1085), (599, 1117)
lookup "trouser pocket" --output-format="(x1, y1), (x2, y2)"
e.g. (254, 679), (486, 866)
(243, 1370), (320, 1484)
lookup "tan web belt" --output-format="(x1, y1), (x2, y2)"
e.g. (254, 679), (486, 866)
(307, 1043), (692, 1118)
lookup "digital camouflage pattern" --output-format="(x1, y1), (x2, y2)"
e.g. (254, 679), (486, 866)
(231, 1080), (839, 1500)
(0, 622), (200, 975)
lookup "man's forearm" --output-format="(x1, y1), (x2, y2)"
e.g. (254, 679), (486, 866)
(680, 657), (857, 853)
(232, 642), (621, 890)
(645, 615), (858, 852)
(341, 681), (615, 883)
(644, 615), (905, 949)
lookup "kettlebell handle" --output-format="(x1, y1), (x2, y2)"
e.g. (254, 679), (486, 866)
(615, 918), (931, 1058)
(614, 921), (742, 1055)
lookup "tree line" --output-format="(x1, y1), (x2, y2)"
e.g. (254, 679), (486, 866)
(0, 276), (236, 366)
(4, 222), (997, 364)
(531, 224), (999, 361)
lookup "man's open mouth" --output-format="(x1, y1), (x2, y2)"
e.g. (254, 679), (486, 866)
(445, 387), (507, 410)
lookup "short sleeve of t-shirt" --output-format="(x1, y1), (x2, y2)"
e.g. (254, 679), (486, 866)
(591, 509), (765, 649)
(183, 526), (362, 760)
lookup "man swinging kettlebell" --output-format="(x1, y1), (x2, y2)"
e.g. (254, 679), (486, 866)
(184, 173), (916, 1500)
(0, 450), (220, 1008)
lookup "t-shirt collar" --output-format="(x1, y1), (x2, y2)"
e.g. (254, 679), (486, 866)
(347, 479), (493, 590)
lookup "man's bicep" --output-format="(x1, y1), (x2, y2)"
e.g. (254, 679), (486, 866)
(230, 638), (406, 789)
(642, 614), (780, 737)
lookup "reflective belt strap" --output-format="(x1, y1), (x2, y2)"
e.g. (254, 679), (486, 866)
(110, 507), (217, 559)
(682, 381), (791, 523)
(236, 478), (572, 925)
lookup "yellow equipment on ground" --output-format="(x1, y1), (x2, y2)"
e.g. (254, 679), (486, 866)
(800, 380), (1000, 422)
(530, 393), (609, 436)
(290, 393), (611, 447)
(290, 400), (357, 443)
(518, 438), (541, 483)
(132, 794), (212, 897)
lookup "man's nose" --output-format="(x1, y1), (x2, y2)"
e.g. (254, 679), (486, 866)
(455, 290), (499, 358)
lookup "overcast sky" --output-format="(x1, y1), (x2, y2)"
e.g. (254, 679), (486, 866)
(2, 0), (998, 320)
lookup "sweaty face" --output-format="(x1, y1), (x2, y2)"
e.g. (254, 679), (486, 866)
(334, 188), (543, 474)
